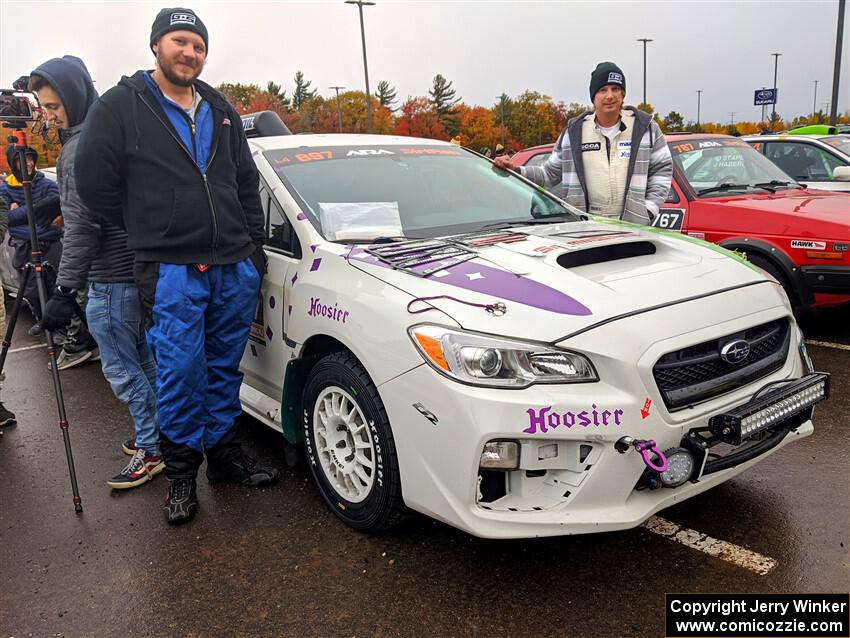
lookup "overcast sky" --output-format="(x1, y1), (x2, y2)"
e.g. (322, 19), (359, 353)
(2, 0), (848, 125)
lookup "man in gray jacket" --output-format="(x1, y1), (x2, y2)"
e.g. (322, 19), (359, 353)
(496, 62), (672, 225)
(32, 56), (163, 490)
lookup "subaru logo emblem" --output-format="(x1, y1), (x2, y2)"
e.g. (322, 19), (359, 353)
(720, 339), (751, 364)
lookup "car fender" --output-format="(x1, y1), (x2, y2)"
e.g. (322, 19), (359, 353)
(717, 237), (813, 306)
(281, 256), (461, 442)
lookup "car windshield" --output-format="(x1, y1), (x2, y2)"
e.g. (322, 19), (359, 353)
(821, 136), (850, 156)
(264, 144), (582, 241)
(671, 138), (798, 196)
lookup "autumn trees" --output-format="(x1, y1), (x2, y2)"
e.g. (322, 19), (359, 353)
(214, 70), (850, 150)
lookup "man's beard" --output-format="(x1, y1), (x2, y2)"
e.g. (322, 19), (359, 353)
(156, 50), (202, 87)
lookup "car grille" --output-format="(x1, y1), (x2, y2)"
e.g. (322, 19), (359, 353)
(653, 319), (790, 411)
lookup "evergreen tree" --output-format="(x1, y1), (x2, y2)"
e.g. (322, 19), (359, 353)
(429, 74), (460, 115)
(266, 81), (290, 111)
(662, 111), (684, 132)
(429, 74), (461, 135)
(292, 71), (317, 111)
(375, 80), (398, 111)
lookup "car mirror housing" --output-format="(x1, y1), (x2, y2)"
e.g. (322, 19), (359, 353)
(832, 165), (850, 182)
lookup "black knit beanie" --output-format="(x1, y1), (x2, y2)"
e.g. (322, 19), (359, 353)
(589, 62), (626, 101)
(150, 7), (208, 52)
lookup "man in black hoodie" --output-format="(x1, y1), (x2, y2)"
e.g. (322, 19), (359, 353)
(32, 55), (165, 491)
(75, 7), (277, 524)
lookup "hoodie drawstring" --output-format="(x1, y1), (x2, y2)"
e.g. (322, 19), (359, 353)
(131, 93), (142, 151)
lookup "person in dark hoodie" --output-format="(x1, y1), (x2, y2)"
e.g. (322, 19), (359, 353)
(0, 145), (60, 332)
(75, 7), (278, 524)
(31, 55), (165, 490)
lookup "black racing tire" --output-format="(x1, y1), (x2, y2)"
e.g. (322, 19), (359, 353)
(302, 351), (405, 532)
(747, 254), (806, 317)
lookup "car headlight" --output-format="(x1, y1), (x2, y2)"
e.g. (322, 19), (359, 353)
(408, 324), (597, 388)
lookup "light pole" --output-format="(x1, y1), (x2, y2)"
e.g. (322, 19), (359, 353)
(770, 52), (782, 130)
(329, 86), (345, 132)
(637, 38), (653, 106)
(829, 0), (845, 126)
(345, 0), (375, 133)
(812, 80), (819, 119)
(729, 111), (736, 132)
(496, 94), (506, 148)
(696, 89), (702, 130)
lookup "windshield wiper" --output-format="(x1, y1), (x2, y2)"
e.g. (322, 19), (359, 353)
(696, 183), (753, 196)
(754, 179), (804, 190)
(482, 214), (575, 231)
(343, 235), (413, 245)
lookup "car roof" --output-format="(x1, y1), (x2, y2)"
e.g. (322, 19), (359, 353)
(515, 143), (555, 153)
(741, 134), (830, 141)
(248, 134), (457, 152)
(665, 133), (738, 141)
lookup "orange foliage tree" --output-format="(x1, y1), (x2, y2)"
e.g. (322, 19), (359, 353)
(309, 91), (394, 134)
(394, 97), (448, 140)
(455, 105), (499, 151)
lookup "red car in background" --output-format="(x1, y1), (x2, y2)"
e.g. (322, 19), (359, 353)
(511, 134), (850, 314)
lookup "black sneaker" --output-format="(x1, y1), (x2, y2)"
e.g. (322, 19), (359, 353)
(122, 437), (139, 456)
(106, 449), (165, 490)
(28, 322), (44, 337)
(49, 346), (95, 371)
(206, 453), (279, 487)
(0, 402), (16, 427)
(163, 478), (198, 524)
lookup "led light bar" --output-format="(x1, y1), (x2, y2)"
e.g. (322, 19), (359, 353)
(709, 373), (830, 445)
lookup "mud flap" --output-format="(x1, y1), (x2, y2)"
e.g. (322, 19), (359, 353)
(281, 357), (311, 443)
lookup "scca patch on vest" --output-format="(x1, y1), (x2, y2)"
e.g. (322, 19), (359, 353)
(581, 142), (602, 152)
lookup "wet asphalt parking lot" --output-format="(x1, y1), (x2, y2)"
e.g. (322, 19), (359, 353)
(1, 302), (848, 638)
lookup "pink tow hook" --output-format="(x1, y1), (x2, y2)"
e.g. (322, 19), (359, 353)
(615, 437), (669, 473)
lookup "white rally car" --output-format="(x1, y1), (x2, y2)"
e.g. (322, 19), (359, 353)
(239, 117), (828, 539)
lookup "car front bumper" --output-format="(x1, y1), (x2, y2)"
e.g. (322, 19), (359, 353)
(379, 288), (813, 538)
(801, 264), (850, 295)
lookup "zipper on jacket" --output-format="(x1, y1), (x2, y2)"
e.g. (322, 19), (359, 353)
(190, 120), (197, 164)
(202, 173), (219, 262)
(138, 94), (220, 262)
(205, 120), (222, 258)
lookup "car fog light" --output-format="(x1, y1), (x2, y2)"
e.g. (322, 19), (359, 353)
(659, 447), (695, 487)
(480, 441), (519, 470)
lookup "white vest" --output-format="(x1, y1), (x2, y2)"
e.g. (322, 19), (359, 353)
(580, 111), (634, 218)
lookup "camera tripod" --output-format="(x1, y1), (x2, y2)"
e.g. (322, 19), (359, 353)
(0, 131), (83, 512)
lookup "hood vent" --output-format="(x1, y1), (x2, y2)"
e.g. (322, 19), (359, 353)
(556, 241), (656, 268)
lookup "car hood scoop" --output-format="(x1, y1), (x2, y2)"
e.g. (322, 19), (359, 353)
(555, 240), (656, 268)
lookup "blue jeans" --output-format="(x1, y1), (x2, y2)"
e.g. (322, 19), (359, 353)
(87, 282), (160, 455)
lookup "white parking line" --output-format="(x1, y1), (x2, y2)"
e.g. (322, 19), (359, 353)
(805, 339), (850, 352)
(7, 343), (47, 354)
(641, 516), (777, 575)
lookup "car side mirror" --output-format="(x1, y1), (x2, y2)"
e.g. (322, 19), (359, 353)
(665, 188), (680, 204)
(833, 166), (850, 181)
